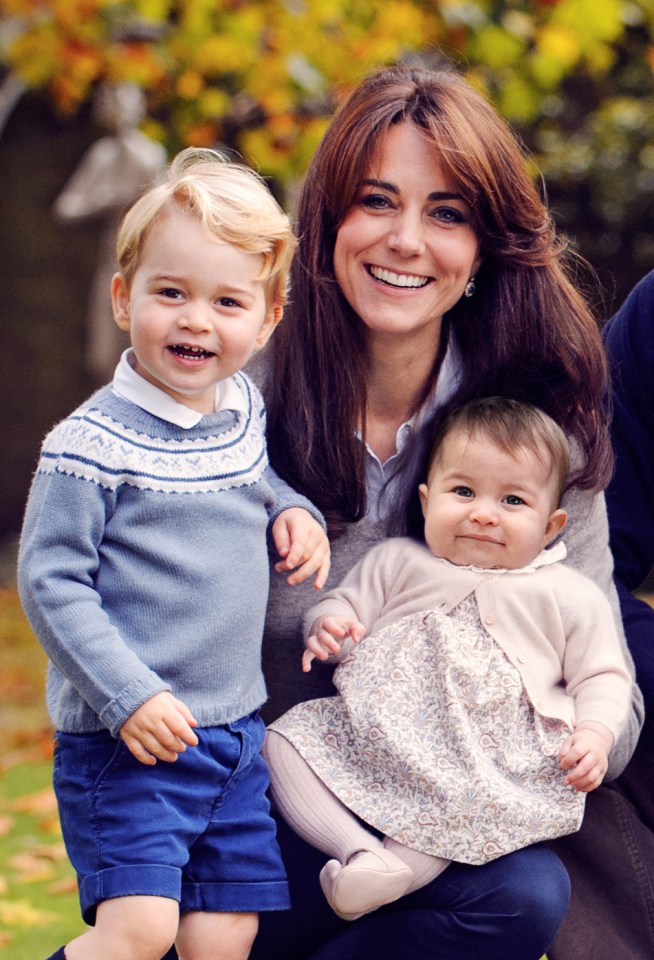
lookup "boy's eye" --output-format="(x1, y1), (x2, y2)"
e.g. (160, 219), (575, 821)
(218, 297), (242, 308)
(503, 494), (525, 506)
(453, 486), (474, 498)
(160, 288), (183, 300)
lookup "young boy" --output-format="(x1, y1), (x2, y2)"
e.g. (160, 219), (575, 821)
(18, 148), (330, 960)
(263, 397), (632, 922)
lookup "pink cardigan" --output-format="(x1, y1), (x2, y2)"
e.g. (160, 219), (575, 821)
(304, 537), (632, 743)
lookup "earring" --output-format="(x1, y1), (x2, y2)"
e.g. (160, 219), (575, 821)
(464, 276), (476, 298)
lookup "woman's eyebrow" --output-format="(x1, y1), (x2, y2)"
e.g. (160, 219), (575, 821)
(362, 178), (464, 202)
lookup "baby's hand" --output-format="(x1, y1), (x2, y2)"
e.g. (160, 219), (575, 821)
(559, 721), (613, 792)
(120, 691), (199, 765)
(272, 508), (331, 589)
(303, 616), (365, 672)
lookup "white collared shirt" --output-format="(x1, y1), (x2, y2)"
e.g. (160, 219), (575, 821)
(111, 349), (248, 428)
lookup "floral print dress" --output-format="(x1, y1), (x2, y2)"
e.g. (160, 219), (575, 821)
(270, 590), (585, 864)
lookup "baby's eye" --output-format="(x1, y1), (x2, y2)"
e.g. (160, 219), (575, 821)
(160, 287), (183, 300)
(503, 494), (525, 506)
(453, 485), (474, 498)
(218, 297), (242, 309)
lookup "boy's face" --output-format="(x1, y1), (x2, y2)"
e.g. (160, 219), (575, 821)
(418, 429), (567, 570)
(112, 206), (281, 414)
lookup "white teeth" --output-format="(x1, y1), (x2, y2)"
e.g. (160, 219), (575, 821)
(369, 266), (430, 288)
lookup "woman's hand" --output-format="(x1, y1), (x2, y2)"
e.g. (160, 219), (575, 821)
(120, 691), (199, 765)
(559, 721), (614, 792)
(303, 615), (366, 672)
(272, 508), (331, 589)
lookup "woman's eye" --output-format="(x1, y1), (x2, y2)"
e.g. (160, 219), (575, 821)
(453, 486), (474, 498)
(504, 495), (525, 506)
(360, 193), (393, 211)
(431, 206), (465, 224)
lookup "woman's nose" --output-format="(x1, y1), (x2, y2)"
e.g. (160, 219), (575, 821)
(387, 210), (425, 258)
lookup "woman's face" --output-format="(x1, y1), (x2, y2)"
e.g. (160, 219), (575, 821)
(334, 122), (481, 346)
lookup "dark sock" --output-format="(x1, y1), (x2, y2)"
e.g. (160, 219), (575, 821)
(45, 949), (66, 960)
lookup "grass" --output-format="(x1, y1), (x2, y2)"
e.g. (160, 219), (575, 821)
(0, 587), (83, 958)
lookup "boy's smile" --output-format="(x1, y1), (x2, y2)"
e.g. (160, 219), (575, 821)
(112, 205), (281, 415)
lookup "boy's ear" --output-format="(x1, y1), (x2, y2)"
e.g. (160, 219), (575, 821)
(254, 303), (283, 351)
(418, 483), (429, 519)
(111, 273), (131, 331)
(543, 508), (567, 546)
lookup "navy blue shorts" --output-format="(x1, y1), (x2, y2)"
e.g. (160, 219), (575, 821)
(53, 713), (289, 924)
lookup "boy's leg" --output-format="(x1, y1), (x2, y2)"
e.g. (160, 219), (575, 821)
(176, 910), (258, 960)
(64, 895), (179, 960)
(262, 730), (412, 918)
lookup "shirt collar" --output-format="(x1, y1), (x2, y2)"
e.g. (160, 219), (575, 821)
(111, 349), (248, 428)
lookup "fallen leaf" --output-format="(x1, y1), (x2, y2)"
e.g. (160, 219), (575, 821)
(9, 787), (57, 815)
(48, 877), (78, 895)
(8, 852), (56, 883)
(0, 815), (14, 837)
(0, 898), (58, 926)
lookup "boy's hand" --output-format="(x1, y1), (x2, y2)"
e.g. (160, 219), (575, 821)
(272, 508), (331, 589)
(303, 615), (365, 672)
(559, 721), (614, 792)
(120, 692), (199, 765)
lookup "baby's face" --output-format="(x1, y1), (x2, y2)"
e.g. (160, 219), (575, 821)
(418, 430), (566, 570)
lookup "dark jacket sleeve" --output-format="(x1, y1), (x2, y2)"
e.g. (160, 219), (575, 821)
(604, 271), (654, 708)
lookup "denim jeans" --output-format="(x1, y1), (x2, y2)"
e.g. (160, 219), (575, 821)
(549, 716), (654, 960)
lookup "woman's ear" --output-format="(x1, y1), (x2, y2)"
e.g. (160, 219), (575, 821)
(111, 273), (131, 331)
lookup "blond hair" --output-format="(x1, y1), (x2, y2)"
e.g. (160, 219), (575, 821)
(116, 147), (296, 307)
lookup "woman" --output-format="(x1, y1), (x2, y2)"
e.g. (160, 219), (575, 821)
(249, 64), (644, 960)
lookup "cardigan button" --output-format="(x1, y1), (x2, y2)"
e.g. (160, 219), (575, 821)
(484, 615), (495, 625)
(518, 655), (527, 664)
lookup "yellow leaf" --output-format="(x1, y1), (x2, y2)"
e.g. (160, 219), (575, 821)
(9, 852), (56, 883)
(0, 815), (14, 837)
(0, 899), (58, 926)
(9, 786), (57, 816)
(537, 24), (580, 68)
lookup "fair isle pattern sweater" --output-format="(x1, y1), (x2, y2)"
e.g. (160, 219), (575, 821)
(18, 372), (321, 737)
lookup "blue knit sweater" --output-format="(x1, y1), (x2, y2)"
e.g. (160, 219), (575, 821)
(18, 371), (323, 737)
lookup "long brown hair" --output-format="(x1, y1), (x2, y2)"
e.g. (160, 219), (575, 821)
(264, 64), (611, 536)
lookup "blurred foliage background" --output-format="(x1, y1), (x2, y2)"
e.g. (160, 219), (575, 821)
(3, 0), (654, 536)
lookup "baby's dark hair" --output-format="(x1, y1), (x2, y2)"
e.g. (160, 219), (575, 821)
(425, 396), (570, 504)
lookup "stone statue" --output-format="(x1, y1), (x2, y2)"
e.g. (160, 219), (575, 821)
(54, 82), (167, 382)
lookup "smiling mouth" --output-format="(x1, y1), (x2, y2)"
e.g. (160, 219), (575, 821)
(168, 344), (215, 360)
(462, 535), (502, 545)
(368, 265), (431, 288)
